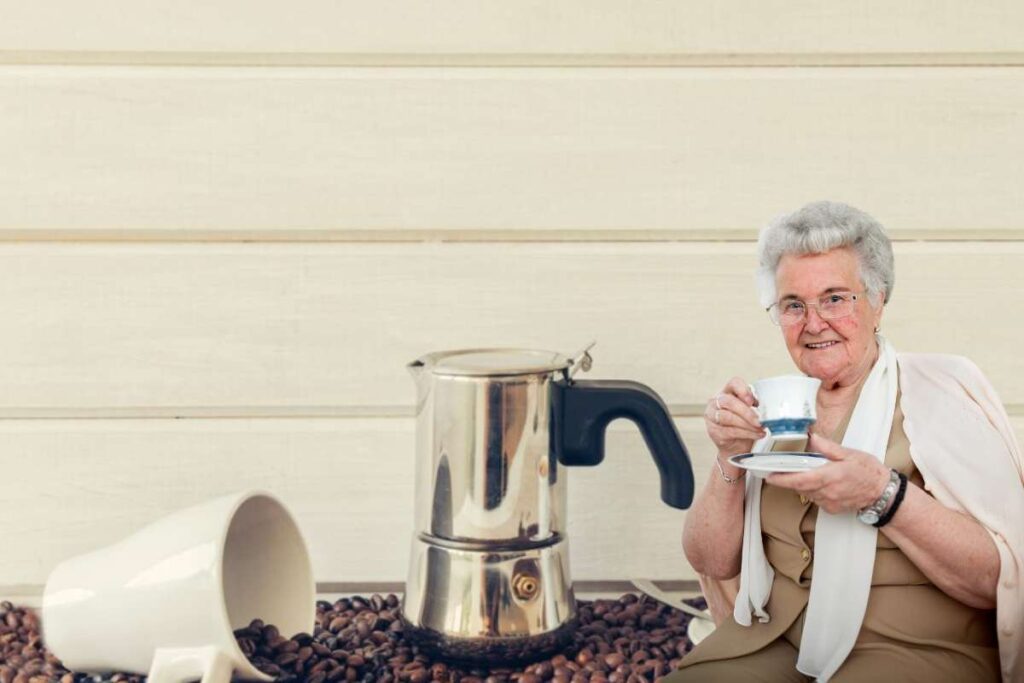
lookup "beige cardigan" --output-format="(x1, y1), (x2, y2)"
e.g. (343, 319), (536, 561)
(698, 353), (1024, 682)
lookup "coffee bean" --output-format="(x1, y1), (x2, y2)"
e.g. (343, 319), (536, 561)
(259, 661), (284, 676)
(272, 639), (297, 654)
(308, 660), (331, 675)
(235, 626), (261, 639)
(604, 652), (626, 669)
(275, 653), (299, 668)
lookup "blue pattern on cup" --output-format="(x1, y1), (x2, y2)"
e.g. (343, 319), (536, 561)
(762, 417), (815, 436)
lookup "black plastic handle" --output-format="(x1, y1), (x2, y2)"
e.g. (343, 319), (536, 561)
(551, 378), (694, 509)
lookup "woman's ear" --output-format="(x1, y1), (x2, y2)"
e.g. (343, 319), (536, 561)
(872, 292), (885, 332)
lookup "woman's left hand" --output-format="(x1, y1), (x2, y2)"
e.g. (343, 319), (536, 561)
(766, 433), (891, 514)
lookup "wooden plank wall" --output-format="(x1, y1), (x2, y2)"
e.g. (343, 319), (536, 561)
(2, 2), (1023, 596)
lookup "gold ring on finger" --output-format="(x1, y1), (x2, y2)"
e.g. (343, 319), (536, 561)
(715, 409), (721, 424)
(715, 395), (723, 411)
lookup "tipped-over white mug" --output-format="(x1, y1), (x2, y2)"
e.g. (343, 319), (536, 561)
(42, 491), (314, 683)
(751, 375), (822, 437)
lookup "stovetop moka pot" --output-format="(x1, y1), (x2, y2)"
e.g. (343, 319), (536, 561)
(401, 347), (695, 663)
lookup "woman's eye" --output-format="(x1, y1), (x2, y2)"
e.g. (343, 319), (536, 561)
(783, 301), (804, 313)
(824, 294), (846, 306)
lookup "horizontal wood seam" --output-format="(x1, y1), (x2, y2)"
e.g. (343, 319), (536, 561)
(0, 230), (1023, 243)
(3, 51), (1024, 68)
(1, 404), (1022, 419)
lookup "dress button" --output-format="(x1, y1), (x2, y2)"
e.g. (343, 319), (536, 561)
(801, 548), (811, 562)
(799, 494), (809, 505)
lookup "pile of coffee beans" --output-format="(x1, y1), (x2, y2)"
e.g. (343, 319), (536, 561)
(1, 593), (706, 683)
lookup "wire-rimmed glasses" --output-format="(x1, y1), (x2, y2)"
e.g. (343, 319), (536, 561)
(766, 291), (862, 326)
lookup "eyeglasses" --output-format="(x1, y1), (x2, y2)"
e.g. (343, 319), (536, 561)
(766, 291), (862, 326)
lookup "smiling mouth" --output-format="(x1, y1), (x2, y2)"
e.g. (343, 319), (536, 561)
(805, 341), (840, 349)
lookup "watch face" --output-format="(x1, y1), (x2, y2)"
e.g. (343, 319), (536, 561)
(859, 510), (880, 525)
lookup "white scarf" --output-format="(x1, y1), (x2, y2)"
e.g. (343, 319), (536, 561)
(734, 336), (899, 682)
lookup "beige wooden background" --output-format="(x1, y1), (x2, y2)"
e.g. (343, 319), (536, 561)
(2, 1), (1023, 597)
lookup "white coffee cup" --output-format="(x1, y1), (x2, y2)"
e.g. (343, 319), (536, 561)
(42, 491), (314, 683)
(751, 375), (822, 436)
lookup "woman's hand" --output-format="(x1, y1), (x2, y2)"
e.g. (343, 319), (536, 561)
(704, 377), (766, 457)
(766, 433), (890, 514)
(686, 377), (763, 579)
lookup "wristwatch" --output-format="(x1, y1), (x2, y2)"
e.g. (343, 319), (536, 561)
(857, 469), (900, 525)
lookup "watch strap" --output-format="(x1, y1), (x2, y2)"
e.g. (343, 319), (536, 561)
(874, 472), (909, 528)
(857, 469), (899, 524)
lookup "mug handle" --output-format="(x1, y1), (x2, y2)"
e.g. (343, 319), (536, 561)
(747, 384), (763, 420)
(148, 646), (234, 683)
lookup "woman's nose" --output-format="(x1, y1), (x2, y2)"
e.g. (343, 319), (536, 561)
(803, 306), (829, 333)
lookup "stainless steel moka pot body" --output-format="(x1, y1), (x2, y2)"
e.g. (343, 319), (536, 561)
(401, 347), (695, 663)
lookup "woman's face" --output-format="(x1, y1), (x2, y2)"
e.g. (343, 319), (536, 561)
(774, 247), (884, 387)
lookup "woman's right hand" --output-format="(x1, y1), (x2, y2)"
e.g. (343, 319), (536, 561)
(704, 377), (766, 457)
(685, 378), (763, 577)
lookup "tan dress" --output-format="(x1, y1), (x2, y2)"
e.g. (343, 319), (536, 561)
(667, 396), (1000, 682)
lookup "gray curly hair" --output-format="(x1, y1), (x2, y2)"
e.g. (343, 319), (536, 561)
(756, 200), (895, 309)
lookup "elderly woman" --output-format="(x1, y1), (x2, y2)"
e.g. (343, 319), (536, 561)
(669, 201), (1023, 682)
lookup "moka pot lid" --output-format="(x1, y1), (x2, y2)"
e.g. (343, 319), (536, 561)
(421, 348), (572, 377)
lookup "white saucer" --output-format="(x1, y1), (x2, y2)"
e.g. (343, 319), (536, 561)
(728, 452), (827, 477)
